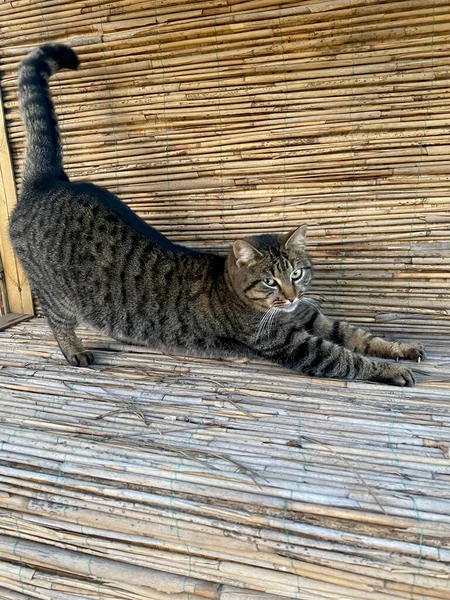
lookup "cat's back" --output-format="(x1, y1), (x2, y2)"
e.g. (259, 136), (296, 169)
(11, 177), (189, 257)
(10, 178), (148, 280)
(11, 178), (104, 253)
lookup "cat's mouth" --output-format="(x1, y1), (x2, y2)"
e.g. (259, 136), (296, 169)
(273, 298), (301, 312)
(282, 300), (300, 312)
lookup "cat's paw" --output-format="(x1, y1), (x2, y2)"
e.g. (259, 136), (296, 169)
(372, 364), (415, 387)
(394, 343), (426, 363)
(67, 350), (94, 367)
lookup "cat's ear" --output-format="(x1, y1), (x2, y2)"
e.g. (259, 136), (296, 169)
(284, 224), (307, 249)
(233, 240), (262, 267)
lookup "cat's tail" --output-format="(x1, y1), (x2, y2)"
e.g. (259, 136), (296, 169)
(17, 44), (79, 183)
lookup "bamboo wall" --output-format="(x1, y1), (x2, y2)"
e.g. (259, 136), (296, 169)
(0, 0), (449, 331)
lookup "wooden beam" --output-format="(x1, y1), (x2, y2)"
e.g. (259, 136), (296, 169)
(0, 87), (33, 316)
(0, 312), (32, 331)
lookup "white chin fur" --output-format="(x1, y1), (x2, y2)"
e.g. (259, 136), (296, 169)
(281, 301), (299, 313)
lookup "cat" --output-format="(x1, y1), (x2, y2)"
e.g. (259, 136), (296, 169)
(9, 44), (425, 387)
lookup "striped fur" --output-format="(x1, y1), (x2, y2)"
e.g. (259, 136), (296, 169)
(9, 44), (425, 386)
(17, 44), (79, 182)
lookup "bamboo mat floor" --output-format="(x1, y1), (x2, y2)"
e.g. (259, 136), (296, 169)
(0, 318), (448, 600)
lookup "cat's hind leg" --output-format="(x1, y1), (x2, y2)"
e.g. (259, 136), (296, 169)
(49, 321), (94, 366)
(39, 298), (94, 366)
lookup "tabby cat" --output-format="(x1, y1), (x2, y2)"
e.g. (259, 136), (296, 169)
(9, 44), (425, 386)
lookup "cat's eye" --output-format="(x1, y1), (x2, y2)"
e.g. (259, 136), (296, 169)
(291, 268), (303, 281)
(264, 277), (277, 287)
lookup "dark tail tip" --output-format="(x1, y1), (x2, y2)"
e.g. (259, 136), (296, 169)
(38, 43), (79, 72)
(20, 44), (80, 77)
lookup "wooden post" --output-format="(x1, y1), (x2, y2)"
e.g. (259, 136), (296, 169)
(0, 88), (33, 316)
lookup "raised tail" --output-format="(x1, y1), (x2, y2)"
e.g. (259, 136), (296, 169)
(17, 44), (79, 183)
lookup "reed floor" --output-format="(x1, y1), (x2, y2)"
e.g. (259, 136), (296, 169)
(0, 318), (448, 600)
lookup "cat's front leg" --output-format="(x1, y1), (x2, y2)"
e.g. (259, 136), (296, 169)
(263, 332), (416, 386)
(305, 311), (426, 363)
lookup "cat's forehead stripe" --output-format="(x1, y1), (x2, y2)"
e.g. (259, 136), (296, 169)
(243, 280), (262, 294)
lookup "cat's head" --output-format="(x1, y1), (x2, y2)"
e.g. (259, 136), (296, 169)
(228, 224), (314, 312)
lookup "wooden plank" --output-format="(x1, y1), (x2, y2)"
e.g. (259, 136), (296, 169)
(0, 312), (31, 331)
(0, 87), (33, 315)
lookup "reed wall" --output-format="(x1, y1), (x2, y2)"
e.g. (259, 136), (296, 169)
(0, 0), (449, 330)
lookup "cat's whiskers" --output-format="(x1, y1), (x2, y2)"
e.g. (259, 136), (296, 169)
(255, 308), (273, 340)
(301, 296), (322, 312)
(266, 307), (279, 336)
(255, 306), (279, 341)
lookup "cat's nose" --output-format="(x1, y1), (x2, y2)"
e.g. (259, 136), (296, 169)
(286, 295), (296, 303)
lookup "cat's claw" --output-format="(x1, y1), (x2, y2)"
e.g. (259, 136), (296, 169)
(68, 351), (94, 367)
(394, 343), (426, 363)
